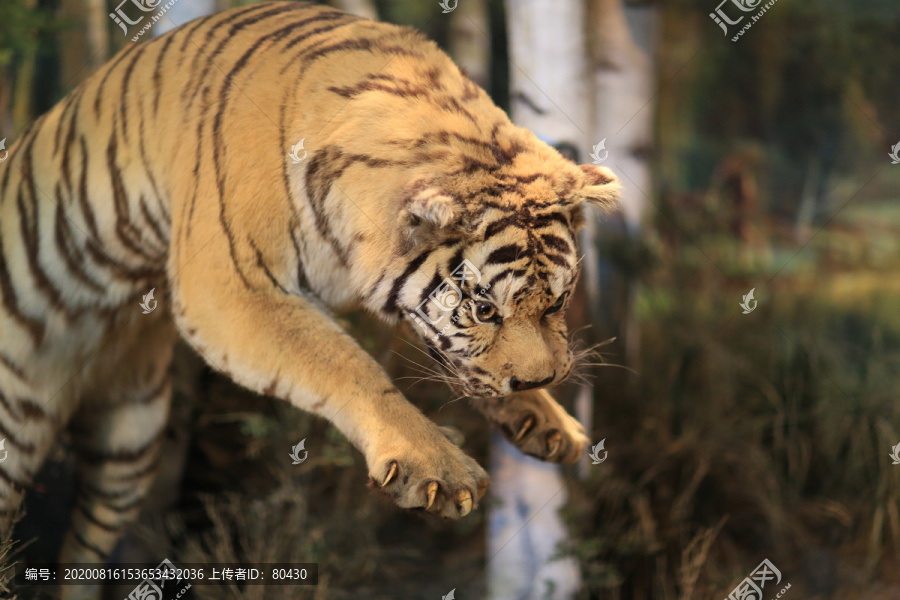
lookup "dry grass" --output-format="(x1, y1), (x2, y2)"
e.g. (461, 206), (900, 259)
(558, 195), (900, 599)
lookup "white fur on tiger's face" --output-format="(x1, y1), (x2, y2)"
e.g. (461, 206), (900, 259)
(0, 1), (618, 579)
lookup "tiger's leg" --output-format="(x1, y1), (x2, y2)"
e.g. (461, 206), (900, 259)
(58, 379), (170, 600)
(0, 387), (64, 536)
(172, 252), (487, 518)
(471, 389), (589, 464)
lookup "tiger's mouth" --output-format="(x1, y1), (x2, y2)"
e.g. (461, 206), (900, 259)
(425, 347), (501, 397)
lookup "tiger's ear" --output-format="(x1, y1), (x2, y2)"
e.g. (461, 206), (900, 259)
(399, 185), (464, 246)
(572, 164), (621, 212)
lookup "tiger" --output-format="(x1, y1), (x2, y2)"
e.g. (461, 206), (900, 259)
(0, 0), (620, 592)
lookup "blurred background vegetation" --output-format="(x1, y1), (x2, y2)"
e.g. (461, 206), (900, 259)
(2, 0), (900, 599)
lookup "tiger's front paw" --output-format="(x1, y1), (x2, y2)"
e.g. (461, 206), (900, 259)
(472, 389), (589, 464)
(367, 432), (488, 519)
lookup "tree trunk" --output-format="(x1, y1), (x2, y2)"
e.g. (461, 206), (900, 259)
(448, 0), (490, 90)
(151, 0), (218, 37)
(12, 0), (38, 129)
(490, 2), (587, 598)
(58, 0), (109, 87)
(329, 0), (378, 21)
(586, 0), (657, 369)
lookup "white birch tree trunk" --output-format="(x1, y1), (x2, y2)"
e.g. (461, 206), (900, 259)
(586, 0), (656, 369)
(329, 0), (378, 21)
(151, 0), (218, 37)
(448, 0), (490, 89)
(490, 2), (588, 598)
(588, 0), (655, 234)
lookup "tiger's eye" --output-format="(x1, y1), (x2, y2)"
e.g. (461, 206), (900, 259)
(544, 292), (568, 315)
(474, 302), (498, 322)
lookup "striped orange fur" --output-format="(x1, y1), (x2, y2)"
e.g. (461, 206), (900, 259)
(0, 3), (619, 594)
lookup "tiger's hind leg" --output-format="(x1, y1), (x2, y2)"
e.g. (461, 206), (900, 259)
(471, 389), (589, 464)
(0, 387), (66, 536)
(58, 377), (171, 600)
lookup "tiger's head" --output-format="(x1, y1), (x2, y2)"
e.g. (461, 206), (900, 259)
(394, 139), (621, 398)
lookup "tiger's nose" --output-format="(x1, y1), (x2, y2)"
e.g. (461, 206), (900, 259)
(509, 373), (555, 392)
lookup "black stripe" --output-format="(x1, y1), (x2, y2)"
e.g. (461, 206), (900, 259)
(18, 399), (46, 420)
(153, 32), (178, 117)
(138, 195), (168, 249)
(118, 45), (148, 143)
(486, 244), (528, 265)
(540, 234), (573, 255)
(185, 90), (207, 228)
(84, 493), (145, 514)
(483, 215), (518, 241)
(184, 3), (310, 110)
(60, 88), (84, 197)
(418, 271), (443, 307)
(106, 454), (160, 483)
(280, 91), (310, 291)
(249, 238), (287, 293)
(18, 154), (79, 321)
(532, 212), (570, 229)
(0, 226), (45, 344)
(384, 249), (433, 313)
(76, 432), (162, 465)
(77, 136), (101, 239)
(136, 68), (166, 215)
(0, 416), (36, 453)
(279, 17), (359, 57)
(178, 1), (280, 58)
(75, 502), (120, 533)
(93, 42), (144, 119)
(303, 35), (422, 66)
(0, 390), (21, 421)
(80, 480), (134, 501)
(0, 353), (26, 380)
(303, 148), (351, 266)
(73, 529), (110, 560)
(53, 90), (78, 156)
(543, 253), (570, 268)
(488, 268), (527, 289)
(106, 124), (156, 260)
(84, 238), (164, 282)
(290, 230), (310, 290)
